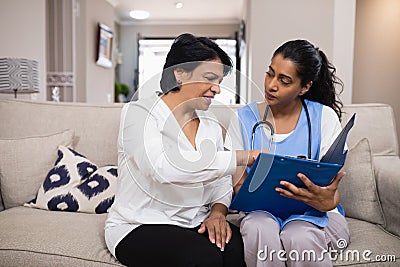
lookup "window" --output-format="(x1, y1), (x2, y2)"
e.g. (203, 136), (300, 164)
(138, 38), (237, 104)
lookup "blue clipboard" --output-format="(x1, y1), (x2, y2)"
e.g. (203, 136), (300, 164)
(229, 113), (356, 219)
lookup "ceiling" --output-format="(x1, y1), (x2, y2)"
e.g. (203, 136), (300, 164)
(108, 0), (245, 25)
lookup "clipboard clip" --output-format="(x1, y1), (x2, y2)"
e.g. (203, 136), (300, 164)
(285, 155), (319, 162)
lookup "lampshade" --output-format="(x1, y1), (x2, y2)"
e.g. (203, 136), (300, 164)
(0, 58), (39, 98)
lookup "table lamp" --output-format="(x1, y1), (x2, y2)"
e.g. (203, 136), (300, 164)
(0, 58), (39, 98)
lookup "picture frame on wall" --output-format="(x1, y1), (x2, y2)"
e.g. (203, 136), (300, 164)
(96, 23), (113, 68)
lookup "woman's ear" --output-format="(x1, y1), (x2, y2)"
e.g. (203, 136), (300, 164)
(299, 81), (312, 96)
(173, 68), (185, 81)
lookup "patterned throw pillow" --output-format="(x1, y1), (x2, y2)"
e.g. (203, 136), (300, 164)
(25, 145), (118, 214)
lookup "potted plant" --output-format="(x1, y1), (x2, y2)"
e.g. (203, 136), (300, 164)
(114, 82), (130, 102)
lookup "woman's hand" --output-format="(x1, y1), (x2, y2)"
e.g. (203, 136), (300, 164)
(275, 171), (346, 212)
(198, 203), (231, 251)
(235, 150), (263, 167)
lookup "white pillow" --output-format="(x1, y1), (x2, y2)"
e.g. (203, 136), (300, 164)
(25, 145), (118, 214)
(0, 129), (74, 209)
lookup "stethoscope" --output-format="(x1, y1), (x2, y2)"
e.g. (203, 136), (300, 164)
(251, 98), (312, 159)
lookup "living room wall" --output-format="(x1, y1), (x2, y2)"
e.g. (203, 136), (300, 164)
(244, 0), (355, 104)
(0, 0), (47, 101)
(0, 0), (114, 104)
(75, 0), (115, 103)
(353, 0), (400, 148)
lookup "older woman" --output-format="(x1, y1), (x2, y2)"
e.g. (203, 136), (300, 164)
(105, 33), (260, 267)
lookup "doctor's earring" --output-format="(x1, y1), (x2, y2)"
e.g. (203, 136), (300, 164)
(177, 80), (182, 86)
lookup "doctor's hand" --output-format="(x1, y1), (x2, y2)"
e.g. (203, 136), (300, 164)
(198, 203), (231, 251)
(275, 171), (346, 212)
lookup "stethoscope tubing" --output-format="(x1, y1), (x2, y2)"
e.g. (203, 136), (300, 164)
(251, 99), (312, 159)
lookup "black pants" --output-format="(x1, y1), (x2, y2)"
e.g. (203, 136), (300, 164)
(115, 223), (246, 267)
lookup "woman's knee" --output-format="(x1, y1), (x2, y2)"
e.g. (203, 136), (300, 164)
(240, 212), (280, 236)
(280, 221), (326, 251)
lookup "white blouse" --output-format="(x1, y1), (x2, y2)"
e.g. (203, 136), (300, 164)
(105, 93), (236, 257)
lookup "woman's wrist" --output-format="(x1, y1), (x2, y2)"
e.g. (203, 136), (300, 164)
(236, 150), (261, 167)
(210, 203), (228, 217)
(235, 151), (249, 166)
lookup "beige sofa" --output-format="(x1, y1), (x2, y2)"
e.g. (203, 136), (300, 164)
(0, 99), (399, 266)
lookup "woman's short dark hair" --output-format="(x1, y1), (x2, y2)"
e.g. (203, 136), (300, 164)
(160, 33), (233, 94)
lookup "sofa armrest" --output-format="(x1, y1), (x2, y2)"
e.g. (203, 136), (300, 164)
(374, 156), (400, 237)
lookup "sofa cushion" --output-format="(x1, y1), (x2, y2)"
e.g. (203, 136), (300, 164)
(0, 129), (74, 209)
(25, 145), (118, 214)
(0, 206), (123, 266)
(0, 100), (124, 166)
(341, 104), (398, 157)
(374, 156), (400, 237)
(338, 138), (385, 225)
(332, 218), (400, 266)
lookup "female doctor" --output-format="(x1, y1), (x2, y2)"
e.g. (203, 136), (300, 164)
(105, 33), (260, 267)
(226, 39), (350, 267)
